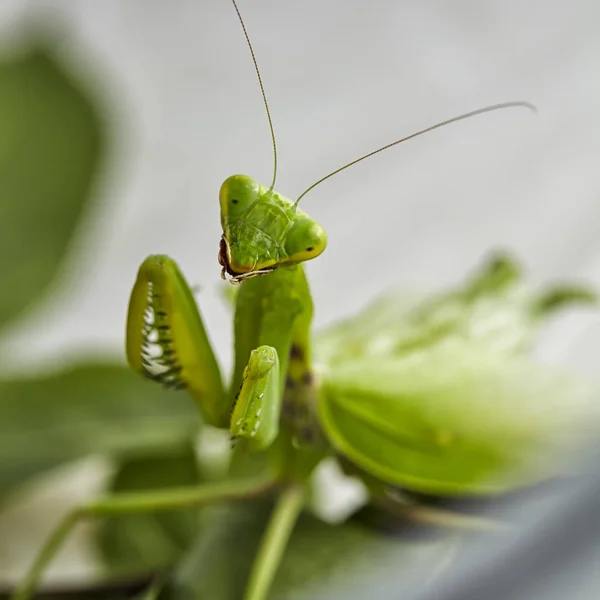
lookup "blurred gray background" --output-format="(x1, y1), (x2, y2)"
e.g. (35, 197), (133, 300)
(0, 0), (599, 586)
(1, 0), (599, 379)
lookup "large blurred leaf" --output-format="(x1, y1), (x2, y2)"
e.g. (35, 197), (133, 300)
(0, 43), (104, 328)
(155, 499), (459, 600)
(315, 252), (596, 367)
(319, 343), (600, 496)
(0, 363), (200, 492)
(98, 442), (203, 576)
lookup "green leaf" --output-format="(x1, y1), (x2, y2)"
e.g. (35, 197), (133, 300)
(0, 362), (200, 492)
(156, 503), (272, 600)
(319, 342), (600, 496)
(98, 442), (203, 576)
(154, 499), (459, 600)
(315, 251), (596, 366)
(0, 42), (104, 328)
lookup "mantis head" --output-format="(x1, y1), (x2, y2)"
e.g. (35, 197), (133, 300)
(216, 0), (535, 285)
(216, 0), (536, 286)
(218, 174), (327, 283)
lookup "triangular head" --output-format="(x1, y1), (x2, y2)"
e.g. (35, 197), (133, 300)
(218, 174), (328, 283)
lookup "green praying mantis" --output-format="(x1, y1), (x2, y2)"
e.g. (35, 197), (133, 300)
(12, 1), (600, 599)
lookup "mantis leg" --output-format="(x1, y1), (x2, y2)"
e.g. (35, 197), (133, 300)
(231, 265), (310, 401)
(232, 265), (317, 416)
(230, 345), (282, 451)
(220, 265), (313, 457)
(10, 477), (274, 600)
(126, 255), (229, 428)
(231, 265), (325, 462)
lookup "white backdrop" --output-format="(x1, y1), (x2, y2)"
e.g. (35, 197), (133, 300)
(1, 0), (600, 377)
(1, 0), (600, 582)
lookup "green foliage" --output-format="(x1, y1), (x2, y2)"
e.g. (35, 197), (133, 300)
(154, 499), (457, 600)
(0, 39), (201, 498)
(0, 43), (104, 329)
(0, 33), (202, 597)
(98, 443), (204, 575)
(0, 364), (200, 492)
(320, 344), (598, 496)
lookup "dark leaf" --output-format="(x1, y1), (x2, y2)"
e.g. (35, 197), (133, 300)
(98, 442), (204, 575)
(0, 362), (200, 492)
(156, 497), (459, 600)
(0, 42), (105, 328)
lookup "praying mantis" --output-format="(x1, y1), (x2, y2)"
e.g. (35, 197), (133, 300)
(11, 1), (600, 599)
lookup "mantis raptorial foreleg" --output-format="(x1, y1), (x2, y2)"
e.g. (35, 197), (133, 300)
(231, 345), (282, 450)
(125, 255), (307, 449)
(126, 256), (320, 472)
(126, 255), (228, 428)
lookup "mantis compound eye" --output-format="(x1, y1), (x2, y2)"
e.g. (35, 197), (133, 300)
(219, 174), (262, 225)
(284, 218), (328, 264)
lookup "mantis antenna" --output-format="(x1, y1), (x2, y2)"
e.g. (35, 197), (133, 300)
(229, 1), (536, 209)
(231, 0), (278, 192)
(294, 101), (537, 206)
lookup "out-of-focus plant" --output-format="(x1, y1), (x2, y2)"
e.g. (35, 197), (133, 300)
(0, 33), (202, 598)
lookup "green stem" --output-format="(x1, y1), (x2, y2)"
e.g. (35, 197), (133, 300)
(85, 476), (272, 515)
(244, 484), (307, 600)
(11, 477), (274, 600)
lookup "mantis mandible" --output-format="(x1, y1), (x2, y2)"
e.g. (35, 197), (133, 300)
(12, 1), (598, 599)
